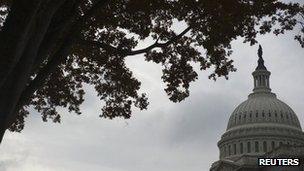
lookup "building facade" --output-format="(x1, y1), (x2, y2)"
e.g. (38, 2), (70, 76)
(210, 46), (304, 171)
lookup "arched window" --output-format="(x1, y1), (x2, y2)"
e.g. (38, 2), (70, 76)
(247, 142), (251, 153)
(229, 145), (231, 155)
(224, 146), (227, 157)
(259, 76), (262, 86)
(240, 143), (243, 154)
(271, 141), (275, 150)
(263, 141), (267, 152)
(255, 141), (259, 152)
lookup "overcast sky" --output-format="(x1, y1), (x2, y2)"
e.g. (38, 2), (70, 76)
(1, 3), (304, 171)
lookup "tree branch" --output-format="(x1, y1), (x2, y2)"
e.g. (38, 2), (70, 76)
(16, 37), (74, 113)
(17, 0), (112, 109)
(80, 26), (192, 56)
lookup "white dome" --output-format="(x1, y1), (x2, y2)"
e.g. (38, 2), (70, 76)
(217, 52), (304, 160)
(227, 92), (302, 130)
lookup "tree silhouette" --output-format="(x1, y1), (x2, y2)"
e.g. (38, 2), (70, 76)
(0, 0), (303, 142)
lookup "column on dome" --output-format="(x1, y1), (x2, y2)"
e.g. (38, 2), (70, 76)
(253, 71), (270, 90)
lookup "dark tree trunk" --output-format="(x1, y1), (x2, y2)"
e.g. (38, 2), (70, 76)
(0, 0), (109, 143)
(0, 0), (42, 88)
(0, 0), (66, 143)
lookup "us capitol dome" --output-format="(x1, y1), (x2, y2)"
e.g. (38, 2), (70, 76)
(210, 46), (304, 171)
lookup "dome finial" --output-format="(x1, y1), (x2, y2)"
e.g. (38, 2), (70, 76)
(256, 44), (267, 70)
(258, 44), (263, 58)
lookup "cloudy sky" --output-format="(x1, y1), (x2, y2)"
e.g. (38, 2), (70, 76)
(1, 3), (304, 171)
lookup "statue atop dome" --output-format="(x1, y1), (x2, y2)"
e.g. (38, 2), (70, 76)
(256, 45), (267, 70)
(258, 44), (263, 58)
